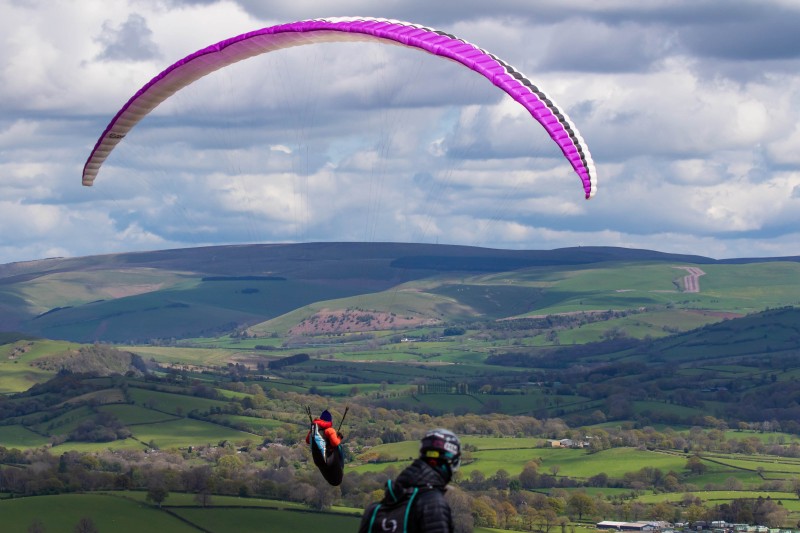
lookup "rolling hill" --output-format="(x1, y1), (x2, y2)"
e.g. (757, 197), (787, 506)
(1, 242), (799, 343)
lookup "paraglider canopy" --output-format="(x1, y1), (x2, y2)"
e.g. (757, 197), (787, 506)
(82, 17), (596, 199)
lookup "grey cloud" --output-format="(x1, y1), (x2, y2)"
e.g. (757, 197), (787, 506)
(96, 14), (159, 61)
(539, 20), (670, 73)
(5, 0), (800, 263)
(676, 9), (800, 61)
(169, 0), (800, 65)
(220, 1), (568, 26)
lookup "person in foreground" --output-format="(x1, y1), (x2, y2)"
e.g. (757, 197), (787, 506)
(358, 428), (460, 533)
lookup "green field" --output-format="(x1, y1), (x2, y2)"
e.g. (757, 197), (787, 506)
(0, 339), (80, 393)
(98, 403), (181, 425)
(173, 507), (361, 533)
(50, 438), (147, 453)
(701, 453), (800, 475)
(208, 414), (288, 432)
(126, 417), (258, 449)
(637, 490), (799, 506)
(20, 415), (261, 453)
(30, 405), (94, 435)
(0, 424), (50, 448)
(720, 430), (800, 445)
(117, 491), (309, 508)
(350, 442), (800, 487)
(0, 493), (199, 533)
(353, 442), (693, 479)
(127, 387), (232, 415)
(632, 400), (705, 418)
(465, 436), (545, 449)
(466, 447), (686, 479)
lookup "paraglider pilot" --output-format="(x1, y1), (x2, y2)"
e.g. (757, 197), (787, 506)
(305, 408), (345, 486)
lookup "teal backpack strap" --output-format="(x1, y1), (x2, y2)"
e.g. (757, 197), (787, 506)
(367, 503), (382, 533)
(403, 487), (420, 533)
(387, 479), (397, 502)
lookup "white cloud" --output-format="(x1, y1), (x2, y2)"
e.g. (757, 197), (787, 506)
(0, 120), (40, 148)
(669, 159), (725, 186)
(0, 0), (799, 264)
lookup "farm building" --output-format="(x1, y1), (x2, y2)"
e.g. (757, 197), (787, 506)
(597, 521), (663, 531)
(550, 438), (590, 448)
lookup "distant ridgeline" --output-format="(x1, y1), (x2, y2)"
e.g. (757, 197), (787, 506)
(3, 243), (800, 345)
(201, 276), (287, 281)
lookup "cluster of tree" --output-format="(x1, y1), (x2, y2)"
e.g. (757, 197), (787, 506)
(65, 412), (132, 443)
(268, 353), (310, 370)
(712, 497), (790, 528)
(485, 338), (641, 370)
(480, 347), (800, 434)
(477, 309), (637, 338)
(29, 345), (147, 376)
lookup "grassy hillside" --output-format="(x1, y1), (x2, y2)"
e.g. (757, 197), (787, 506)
(21, 277), (368, 343)
(3, 243), (800, 342)
(0, 339), (81, 393)
(643, 305), (800, 361)
(249, 260), (800, 342)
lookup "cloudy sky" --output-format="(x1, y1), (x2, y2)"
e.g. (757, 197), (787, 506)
(2, 0), (800, 264)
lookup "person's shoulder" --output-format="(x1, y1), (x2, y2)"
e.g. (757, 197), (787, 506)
(413, 485), (448, 504)
(409, 487), (452, 533)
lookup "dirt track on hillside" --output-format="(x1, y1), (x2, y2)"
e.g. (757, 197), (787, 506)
(674, 266), (706, 293)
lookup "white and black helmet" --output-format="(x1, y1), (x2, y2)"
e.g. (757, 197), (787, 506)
(420, 428), (461, 471)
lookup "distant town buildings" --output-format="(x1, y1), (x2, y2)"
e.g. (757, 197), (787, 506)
(597, 521), (663, 531)
(596, 521), (799, 533)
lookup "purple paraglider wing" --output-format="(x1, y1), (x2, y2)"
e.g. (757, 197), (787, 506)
(82, 17), (596, 199)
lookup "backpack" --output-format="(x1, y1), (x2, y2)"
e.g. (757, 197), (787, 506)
(365, 479), (423, 533)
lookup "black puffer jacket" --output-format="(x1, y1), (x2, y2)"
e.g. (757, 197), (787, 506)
(358, 459), (453, 533)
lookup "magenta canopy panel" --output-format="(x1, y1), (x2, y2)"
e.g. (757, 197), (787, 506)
(83, 17), (596, 199)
